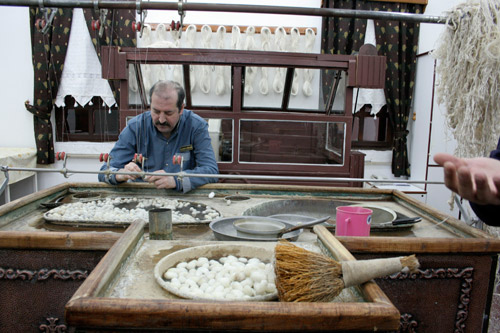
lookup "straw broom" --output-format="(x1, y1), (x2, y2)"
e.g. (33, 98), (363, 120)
(274, 240), (419, 302)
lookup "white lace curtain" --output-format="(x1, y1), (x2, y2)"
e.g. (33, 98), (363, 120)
(55, 8), (116, 108)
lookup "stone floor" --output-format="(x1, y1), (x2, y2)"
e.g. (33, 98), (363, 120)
(488, 257), (500, 333)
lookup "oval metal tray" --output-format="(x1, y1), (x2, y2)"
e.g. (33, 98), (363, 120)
(210, 216), (302, 241)
(43, 197), (221, 227)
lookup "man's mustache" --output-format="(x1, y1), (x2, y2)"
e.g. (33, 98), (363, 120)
(155, 121), (170, 126)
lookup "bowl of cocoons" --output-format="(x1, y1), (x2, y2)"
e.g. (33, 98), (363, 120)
(154, 244), (278, 301)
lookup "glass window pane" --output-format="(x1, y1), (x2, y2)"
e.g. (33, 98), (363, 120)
(239, 120), (344, 165)
(320, 69), (346, 114)
(65, 108), (89, 134)
(242, 67), (285, 109)
(206, 118), (233, 162)
(362, 116), (378, 142)
(94, 108), (119, 136)
(190, 65), (231, 107)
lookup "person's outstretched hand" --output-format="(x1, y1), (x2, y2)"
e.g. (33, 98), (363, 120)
(434, 153), (500, 205)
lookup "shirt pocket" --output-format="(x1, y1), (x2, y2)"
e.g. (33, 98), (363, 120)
(179, 151), (191, 169)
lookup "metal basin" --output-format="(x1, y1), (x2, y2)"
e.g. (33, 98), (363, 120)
(242, 199), (350, 225)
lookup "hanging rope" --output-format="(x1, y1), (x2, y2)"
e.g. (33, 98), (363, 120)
(259, 27), (271, 95)
(302, 27), (316, 97)
(432, 0), (500, 159)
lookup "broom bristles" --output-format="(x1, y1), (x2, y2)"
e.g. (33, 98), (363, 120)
(400, 254), (420, 273)
(274, 240), (420, 302)
(274, 240), (344, 302)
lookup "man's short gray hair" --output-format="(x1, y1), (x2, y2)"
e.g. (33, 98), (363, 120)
(149, 80), (185, 110)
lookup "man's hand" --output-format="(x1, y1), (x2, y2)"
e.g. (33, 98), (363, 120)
(434, 153), (500, 205)
(144, 170), (177, 189)
(115, 162), (142, 182)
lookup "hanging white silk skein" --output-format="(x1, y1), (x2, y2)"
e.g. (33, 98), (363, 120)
(169, 26), (183, 85)
(289, 27), (300, 96)
(155, 23), (168, 82)
(200, 25), (212, 94)
(244, 26), (257, 95)
(272, 26), (287, 94)
(186, 24), (197, 92)
(140, 24), (154, 94)
(259, 27), (271, 95)
(231, 25), (242, 50)
(215, 25), (227, 96)
(302, 28), (316, 97)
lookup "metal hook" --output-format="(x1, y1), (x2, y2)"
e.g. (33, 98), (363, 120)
(99, 9), (108, 38)
(0, 166), (9, 197)
(94, 0), (108, 38)
(37, 0), (57, 35)
(177, 0), (186, 39)
(136, 0), (148, 38)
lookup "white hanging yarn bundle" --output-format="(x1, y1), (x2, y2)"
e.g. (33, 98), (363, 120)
(200, 25), (213, 94)
(273, 26), (287, 94)
(432, 0), (500, 158)
(151, 23), (169, 83)
(289, 27), (300, 96)
(302, 28), (316, 97)
(244, 26), (258, 95)
(140, 24), (154, 94)
(259, 27), (272, 95)
(171, 26), (183, 85)
(215, 25), (227, 95)
(231, 25), (242, 50)
(186, 24), (197, 92)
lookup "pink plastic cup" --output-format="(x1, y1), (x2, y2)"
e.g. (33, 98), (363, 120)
(335, 206), (373, 237)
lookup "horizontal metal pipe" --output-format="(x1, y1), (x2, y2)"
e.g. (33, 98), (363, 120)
(1, 165), (444, 185)
(0, 1), (446, 24)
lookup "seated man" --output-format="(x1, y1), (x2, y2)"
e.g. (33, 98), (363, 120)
(434, 138), (500, 226)
(98, 80), (219, 193)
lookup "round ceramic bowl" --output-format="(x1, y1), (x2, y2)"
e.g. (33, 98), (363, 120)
(154, 244), (277, 301)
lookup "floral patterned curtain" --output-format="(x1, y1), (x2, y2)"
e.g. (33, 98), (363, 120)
(26, 8), (73, 164)
(82, 5), (137, 104)
(372, 1), (424, 177)
(26, 5), (137, 165)
(322, 0), (423, 177)
(321, 0), (369, 107)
